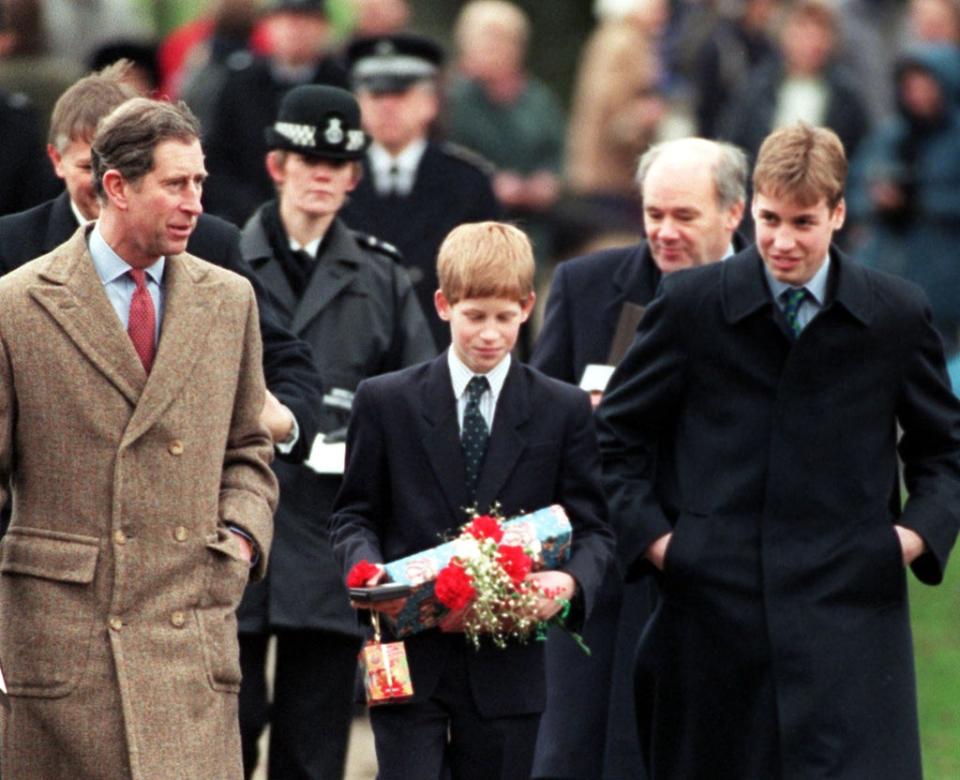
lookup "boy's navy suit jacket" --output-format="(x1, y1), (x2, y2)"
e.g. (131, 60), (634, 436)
(330, 353), (614, 717)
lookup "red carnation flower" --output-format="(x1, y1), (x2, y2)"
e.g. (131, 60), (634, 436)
(466, 515), (504, 543)
(435, 560), (476, 610)
(498, 545), (532, 585)
(346, 559), (381, 588)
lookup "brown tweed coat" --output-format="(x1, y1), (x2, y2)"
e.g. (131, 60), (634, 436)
(0, 226), (278, 779)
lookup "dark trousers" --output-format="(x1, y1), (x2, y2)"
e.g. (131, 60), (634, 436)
(369, 641), (541, 780)
(239, 629), (363, 780)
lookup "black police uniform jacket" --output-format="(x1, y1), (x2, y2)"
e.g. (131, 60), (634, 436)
(237, 207), (435, 633)
(203, 54), (349, 227)
(596, 247), (960, 780)
(0, 191), (321, 462)
(340, 140), (501, 349)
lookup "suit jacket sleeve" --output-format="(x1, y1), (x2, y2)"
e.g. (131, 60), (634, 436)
(530, 262), (576, 383)
(555, 387), (615, 620)
(218, 286), (279, 580)
(595, 284), (686, 578)
(896, 295), (960, 584)
(329, 379), (389, 576)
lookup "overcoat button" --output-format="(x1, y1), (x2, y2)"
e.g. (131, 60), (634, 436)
(168, 440), (184, 456)
(114, 529), (127, 545)
(109, 617), (123, 631)
(174, 526), (188, 542)
(170, 611), (186, 628)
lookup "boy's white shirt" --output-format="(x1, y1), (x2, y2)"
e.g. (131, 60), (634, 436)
(447, 347), (511, 433)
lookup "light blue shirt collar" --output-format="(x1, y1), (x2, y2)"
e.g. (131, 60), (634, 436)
(89, 222), (165, 287)
(765, 253), (831, 306)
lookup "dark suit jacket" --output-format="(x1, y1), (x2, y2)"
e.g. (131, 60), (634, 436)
(532, 235), (748, 384)
(532, 242), (661, 384)
(340, 142), (501, 349)
(0, 192), (321, 461)
(596, 247), (960, 779)
(330, 354), (614, 718)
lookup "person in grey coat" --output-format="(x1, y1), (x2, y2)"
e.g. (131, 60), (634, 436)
(236, 84), (435, 779)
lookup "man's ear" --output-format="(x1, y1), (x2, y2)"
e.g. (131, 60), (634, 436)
(832, 197), (846, 231)
(726, 200), (746, 232)
(519, 292), (536, 322)
(101, 170), (127, 209)
(434, 289), (452, 321)
(47, 144), (66, 179)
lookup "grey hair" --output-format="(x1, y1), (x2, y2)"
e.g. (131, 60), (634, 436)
(635, 139), (749, 210)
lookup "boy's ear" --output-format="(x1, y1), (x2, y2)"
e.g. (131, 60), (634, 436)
(434, 289), (452, 321)
(519, 292), (536, 322)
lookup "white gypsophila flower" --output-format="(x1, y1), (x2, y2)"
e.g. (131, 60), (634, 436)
(452, 537), (482, 562)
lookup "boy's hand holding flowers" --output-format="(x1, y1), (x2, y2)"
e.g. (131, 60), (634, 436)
(432, 510), (584, 650)
(347, 559), (408, 618)
(525, 570), (576, 621)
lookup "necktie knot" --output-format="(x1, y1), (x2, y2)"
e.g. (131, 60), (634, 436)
(781, 287), (808, 337)
(466, 375), (489, 405)
(129, 268), (148, 290)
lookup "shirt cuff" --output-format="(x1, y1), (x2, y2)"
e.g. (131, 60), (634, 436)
(275, 414), (300, 455)
(226, 524), (259, 568)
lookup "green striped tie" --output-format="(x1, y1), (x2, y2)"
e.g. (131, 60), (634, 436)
(781, 287), (808, 338)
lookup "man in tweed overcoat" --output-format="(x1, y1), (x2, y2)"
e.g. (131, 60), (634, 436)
(0, 98), (278, 778)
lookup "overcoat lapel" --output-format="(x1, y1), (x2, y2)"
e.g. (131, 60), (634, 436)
(28, 227), (145, 406)
(474, 361), (529, 510)
(603, 244), (660, 343)
(722, 247), (795, 342)
(420, 356), (470, 518)
(123, 252), (223, 446)
(240, 221), (297, 318)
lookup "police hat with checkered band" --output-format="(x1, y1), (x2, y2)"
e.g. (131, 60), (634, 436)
(264, 85), (369, 160)
(347, 34), (445, 94)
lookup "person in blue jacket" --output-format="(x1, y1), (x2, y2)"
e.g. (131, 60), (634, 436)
(848, 43), (960, 354)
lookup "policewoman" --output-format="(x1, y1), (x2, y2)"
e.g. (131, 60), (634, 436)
(236, 84), (436, 779)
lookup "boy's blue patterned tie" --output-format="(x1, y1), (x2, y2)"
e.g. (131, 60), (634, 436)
(462, 375), (490, 502)
(781, 287), (808, 338)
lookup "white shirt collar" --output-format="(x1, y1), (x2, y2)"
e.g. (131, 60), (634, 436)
(69, 199), (92, 228)
(368, 139), (427, 195)
(447, 347), (511, 401)
(289, 235), (323, 259)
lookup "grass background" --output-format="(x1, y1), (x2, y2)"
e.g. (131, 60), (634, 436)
(913, 563), (960, 777)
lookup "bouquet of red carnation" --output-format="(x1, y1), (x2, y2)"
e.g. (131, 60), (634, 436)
(434, 510), (549, 650)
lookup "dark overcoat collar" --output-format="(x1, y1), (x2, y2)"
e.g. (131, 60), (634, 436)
(419, 353), (532, 519)
(241, 211), (366, 332)
(722, 245), (873, 327)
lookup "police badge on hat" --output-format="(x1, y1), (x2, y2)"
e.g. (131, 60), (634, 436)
(265, 85), (369, 160)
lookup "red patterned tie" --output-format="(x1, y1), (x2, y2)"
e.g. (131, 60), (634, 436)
(128, 269), (156, 373)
